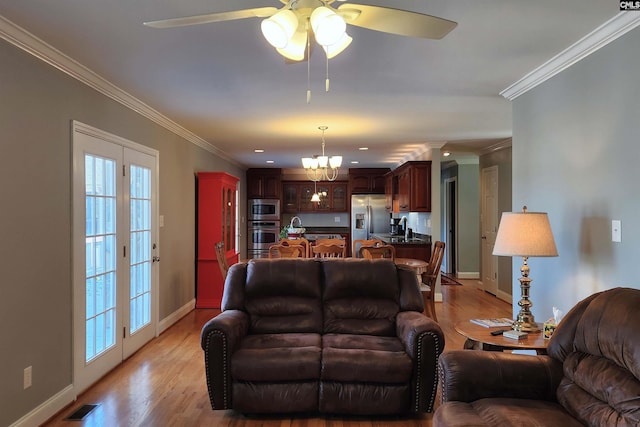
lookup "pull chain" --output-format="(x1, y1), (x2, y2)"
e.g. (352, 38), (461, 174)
(306, 21), (311, 104)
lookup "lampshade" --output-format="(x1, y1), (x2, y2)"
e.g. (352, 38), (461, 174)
(310, 6), (346, 46)
(311, 192), (321, 202)
(277, 28), (307, 61)
(493, 211), (558, 257)
(322, 32), (352, 59)
(328, 155), (342, 168)
(261, 9), (298, 48)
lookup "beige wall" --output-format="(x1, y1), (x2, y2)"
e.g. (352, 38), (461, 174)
(0, 39), (244, 426)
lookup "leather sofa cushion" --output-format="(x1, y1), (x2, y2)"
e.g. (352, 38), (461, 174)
(233, 382), (318, 414)
(244, 259), (323, 334)
(319, 382), (410, 415)
(434, 398), (585, 427)
(321, 333), (412, 383)
(549, 288), (640, 426)
(322, 259), (400, 335)
(231, 333), (321, 381)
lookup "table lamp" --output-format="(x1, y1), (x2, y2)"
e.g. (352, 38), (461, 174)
(493, 206), (558, 332)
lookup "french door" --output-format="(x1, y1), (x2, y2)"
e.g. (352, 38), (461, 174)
(72, 122), (158, 394)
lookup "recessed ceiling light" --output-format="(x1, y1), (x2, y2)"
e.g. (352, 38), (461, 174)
(254, 149), (265, 153)
(443, 151), (451, 157)
(351, 161), (359, 164)
(266, 160), (274, 164)
(358, 147), (368, 151)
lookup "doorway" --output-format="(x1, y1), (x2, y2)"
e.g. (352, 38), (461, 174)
(72, 122), (159, 394)
(443, 177), (457, 275)
(480, 166), (499, 295)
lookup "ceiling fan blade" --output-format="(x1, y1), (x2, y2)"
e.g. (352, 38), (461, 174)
(338, 3), (457, 39)
(143, 7), (278, 29)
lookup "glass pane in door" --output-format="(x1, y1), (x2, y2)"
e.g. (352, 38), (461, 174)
(85, 154), (117, 362)
(129, 164), (151, 334)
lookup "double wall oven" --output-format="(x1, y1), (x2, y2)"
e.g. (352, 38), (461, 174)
(247, 199), (280, 259)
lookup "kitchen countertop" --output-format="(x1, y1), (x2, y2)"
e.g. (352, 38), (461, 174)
(373, 233), (432, 245)
(302, 227), (350, 234)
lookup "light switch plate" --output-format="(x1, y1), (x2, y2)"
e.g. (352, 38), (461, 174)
(612, 220), (621, 242)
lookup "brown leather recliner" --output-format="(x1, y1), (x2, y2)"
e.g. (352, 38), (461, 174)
(201, 258), (445, 415)
(435, 287), (640, 427)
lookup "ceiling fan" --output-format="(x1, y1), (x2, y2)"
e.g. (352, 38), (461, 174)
(144, 0), (457, 62)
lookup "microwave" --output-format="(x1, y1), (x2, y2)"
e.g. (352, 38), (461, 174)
(248, 199), (280, 221)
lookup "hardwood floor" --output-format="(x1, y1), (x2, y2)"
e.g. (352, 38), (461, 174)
(43, 279), (511, 427)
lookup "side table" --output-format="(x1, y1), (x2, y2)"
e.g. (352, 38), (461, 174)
(454, 321), (548, 355)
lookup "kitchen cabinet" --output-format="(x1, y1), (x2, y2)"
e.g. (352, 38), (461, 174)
(386, 161), (432, 212)
(196, 172), (239, 308)
(348, 168), (390, 194)
(281, 181), (348, 213)
(384, 173), (394, 212)
(246, 168), (281, 199)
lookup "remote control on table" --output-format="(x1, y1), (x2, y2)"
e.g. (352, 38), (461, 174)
(491, 329), (509, 336)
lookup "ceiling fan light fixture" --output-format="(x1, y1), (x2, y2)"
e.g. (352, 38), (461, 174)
(322, 32), (352, 59)
(261, 9), (298, 48)
(310, 6), (346, 46)
(276, 28), (307, 60)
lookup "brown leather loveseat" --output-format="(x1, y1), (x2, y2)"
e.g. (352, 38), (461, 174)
(201, 258), (445, 415)
(435, 287), (640, 427)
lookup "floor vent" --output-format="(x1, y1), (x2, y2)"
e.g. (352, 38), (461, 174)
(65, 404), (99, 421)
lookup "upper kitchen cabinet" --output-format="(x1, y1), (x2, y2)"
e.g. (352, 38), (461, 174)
(387, 161), (432, 212)
(282, 181), (348, 213)
(348, 168), (390, 194)
(246, 168), (281, 199)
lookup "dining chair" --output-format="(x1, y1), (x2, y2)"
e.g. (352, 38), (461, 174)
(269, 244), (304, 258)
(315, 238), (346, 257)
(352, 239), (384, 258)
(360, 244), (396, 260)
(215, 241), (229, 280)
(312, 244), (345, 258)
(421, 241), (445, 321)
(279, 238), (310, 258)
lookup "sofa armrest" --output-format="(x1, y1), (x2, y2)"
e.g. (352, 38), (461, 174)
(200, 310), (249, 410)
(396, 311), (445, 412)
(439, 350), (563, 404)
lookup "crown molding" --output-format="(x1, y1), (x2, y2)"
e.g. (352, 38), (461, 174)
(478, 138), (512, 155)
(501, 12), (640, 100)
(0, 15), (243, 168)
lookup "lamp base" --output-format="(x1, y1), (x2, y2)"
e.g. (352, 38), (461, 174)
(512, 256), (540, 333)
(512, 313), (540, 332)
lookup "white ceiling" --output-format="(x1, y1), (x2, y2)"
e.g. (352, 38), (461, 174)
(0, 1), (617, 169)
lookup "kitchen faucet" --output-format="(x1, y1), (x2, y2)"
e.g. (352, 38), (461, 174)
(290, 216), (302, 228)
(400, 216), (408, 239)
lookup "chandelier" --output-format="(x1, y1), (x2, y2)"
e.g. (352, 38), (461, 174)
(302, 126), (342, 182)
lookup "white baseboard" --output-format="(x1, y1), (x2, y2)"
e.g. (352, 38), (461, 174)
(158, 298), (195, 335)
(457, 272), (479, 279)
(9, 384), (75, 427)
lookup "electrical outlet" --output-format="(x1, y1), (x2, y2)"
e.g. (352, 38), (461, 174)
(24, 366), (32, 389)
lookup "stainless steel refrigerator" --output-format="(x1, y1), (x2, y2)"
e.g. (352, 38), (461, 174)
(351, 194), (389, 243)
